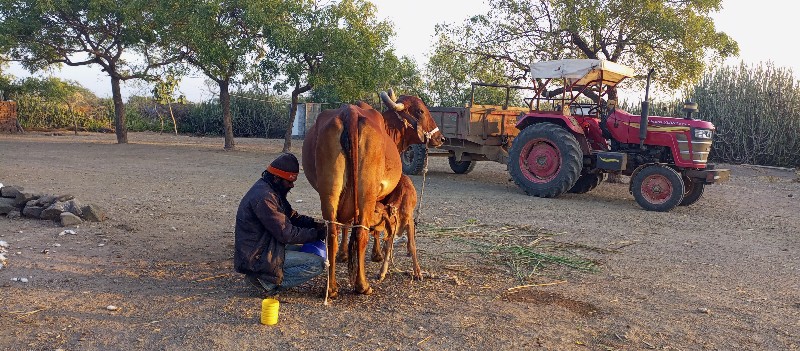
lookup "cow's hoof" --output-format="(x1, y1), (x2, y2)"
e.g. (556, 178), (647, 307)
(327, 289), (339, 299)
(356, 286), (373, 295)
(336, 253), (348, 263)
(371, 254), (384, 262)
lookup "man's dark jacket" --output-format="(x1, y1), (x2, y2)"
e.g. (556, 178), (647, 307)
(234, 178), (319, 285)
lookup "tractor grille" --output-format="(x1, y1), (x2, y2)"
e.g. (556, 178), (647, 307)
(676, 134), (690, 162)
(676, 134), (712, 164)
(690, 140), (712, 164)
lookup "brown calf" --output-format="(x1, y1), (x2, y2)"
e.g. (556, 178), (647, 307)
(369, 175), (421, 281)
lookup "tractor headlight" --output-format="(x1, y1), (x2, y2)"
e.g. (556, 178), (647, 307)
(694, 129), (713, 139)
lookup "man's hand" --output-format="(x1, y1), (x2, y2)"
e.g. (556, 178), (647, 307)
(315, 227), (327, 241)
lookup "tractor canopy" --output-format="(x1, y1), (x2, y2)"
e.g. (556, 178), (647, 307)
(530, 59), (635, 87)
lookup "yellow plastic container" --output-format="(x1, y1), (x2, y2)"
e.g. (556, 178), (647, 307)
(260, 298), (280, 325)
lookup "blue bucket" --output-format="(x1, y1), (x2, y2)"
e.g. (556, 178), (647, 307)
(300, 240), (327, 259)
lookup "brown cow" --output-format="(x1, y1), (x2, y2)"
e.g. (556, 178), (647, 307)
(369, 174), (420, 282)
(302, 91), (442, 298)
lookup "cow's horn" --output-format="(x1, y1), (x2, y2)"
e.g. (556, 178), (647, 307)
(380, 91), (405, 111)
(388, 88), (398, 102)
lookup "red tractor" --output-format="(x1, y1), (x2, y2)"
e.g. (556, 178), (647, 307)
(509, 59), (729, 211)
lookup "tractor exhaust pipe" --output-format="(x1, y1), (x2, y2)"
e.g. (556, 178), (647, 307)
(639, 68), (655, 150)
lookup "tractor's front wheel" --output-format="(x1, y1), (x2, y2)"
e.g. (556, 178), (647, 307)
(508, 123), (582, 198)
(631, 165), (685, 212)
(679, 176), (705, 206)
(402, 144), (428, 175)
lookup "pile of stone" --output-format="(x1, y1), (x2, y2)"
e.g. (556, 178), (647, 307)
(0, 240), (8, 270)
(0, 184), (106, 226)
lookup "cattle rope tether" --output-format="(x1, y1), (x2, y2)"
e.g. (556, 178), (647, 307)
(413, 146), (429, 227)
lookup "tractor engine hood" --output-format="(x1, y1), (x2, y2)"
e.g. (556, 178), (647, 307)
(610, 109), (715, 130)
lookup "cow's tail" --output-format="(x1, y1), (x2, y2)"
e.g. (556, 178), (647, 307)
(340, 105), (360, 222)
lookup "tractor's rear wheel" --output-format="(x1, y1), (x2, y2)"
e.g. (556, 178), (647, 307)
(402, 144), (428, 175)
(631, 165), (685, 212)
(568, 173), (606, 194)
(508, 123), (582, 198)
(679, 177), (705, 206)
(448, 156), (476, 174)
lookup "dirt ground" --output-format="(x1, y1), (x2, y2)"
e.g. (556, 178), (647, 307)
(0, 132), (798, 351)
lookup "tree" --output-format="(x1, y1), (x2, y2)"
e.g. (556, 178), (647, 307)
(0, 0), (185, 144)
(260, 0), (396, 152)
(431, 0), (739, 98)
(174, 0), (290, 150)
(0, 59), (13, 100)
(152, 74), (186, 135)
(309, 54), (428, 105)
(426, 33), (520, 107)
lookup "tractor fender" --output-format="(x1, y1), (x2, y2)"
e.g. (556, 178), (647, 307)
(516, 113), (586, 135)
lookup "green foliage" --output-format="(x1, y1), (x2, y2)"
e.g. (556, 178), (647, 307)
(151, 74), (186, 134)
(15, 94), (113, 132)
(178, 0), (281, 84)
(0, 60), (12, 100)
(260, 0), (397, 102)
(426, 34), (525, 107)
(9, 77), (112, 131)
(152, 75), (186, 105)
(429, 0), (739, 97)
(180, 93), (291, 138)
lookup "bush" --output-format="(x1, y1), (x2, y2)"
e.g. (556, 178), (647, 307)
(15, 94), (113, 131)
(691, 62), (800, 167)
(180, 93), (291, 138)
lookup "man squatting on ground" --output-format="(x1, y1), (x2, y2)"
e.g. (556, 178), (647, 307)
(234, 153), (327, 296)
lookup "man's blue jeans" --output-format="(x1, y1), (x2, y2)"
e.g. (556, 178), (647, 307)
(251, 246), (325, 294)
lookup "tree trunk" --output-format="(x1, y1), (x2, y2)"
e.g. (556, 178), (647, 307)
(111, 76), (128, 144)
(168, 102), (178, 135)
(282, 91), (300, 153)
(283, 84), (312, 153)
(220, 81), (235, 150)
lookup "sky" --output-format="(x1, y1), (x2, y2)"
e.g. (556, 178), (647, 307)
(4, 0), (793, 102)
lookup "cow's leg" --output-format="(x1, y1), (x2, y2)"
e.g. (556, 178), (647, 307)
(348, 226), (373, 295)
(405, 220), (414, 256)
(406, 219), (422, 280)
(378, 225), (394, 282)
(325, 222), (340, 298)
(336, 226), (348, 263)
(319, 183), (344, 299)
(371, 229), (384, 262)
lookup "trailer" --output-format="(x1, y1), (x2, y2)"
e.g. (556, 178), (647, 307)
(401, 82), (533, 175)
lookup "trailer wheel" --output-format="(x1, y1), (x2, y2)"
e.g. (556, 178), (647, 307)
(448, 156), (476, 174)
(568, 173), (606, 194)
(508, 123), (582, 198)
(402, 144), (428, 175)
(631, 165), (685, 212)
(679, 177), (705, 206)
